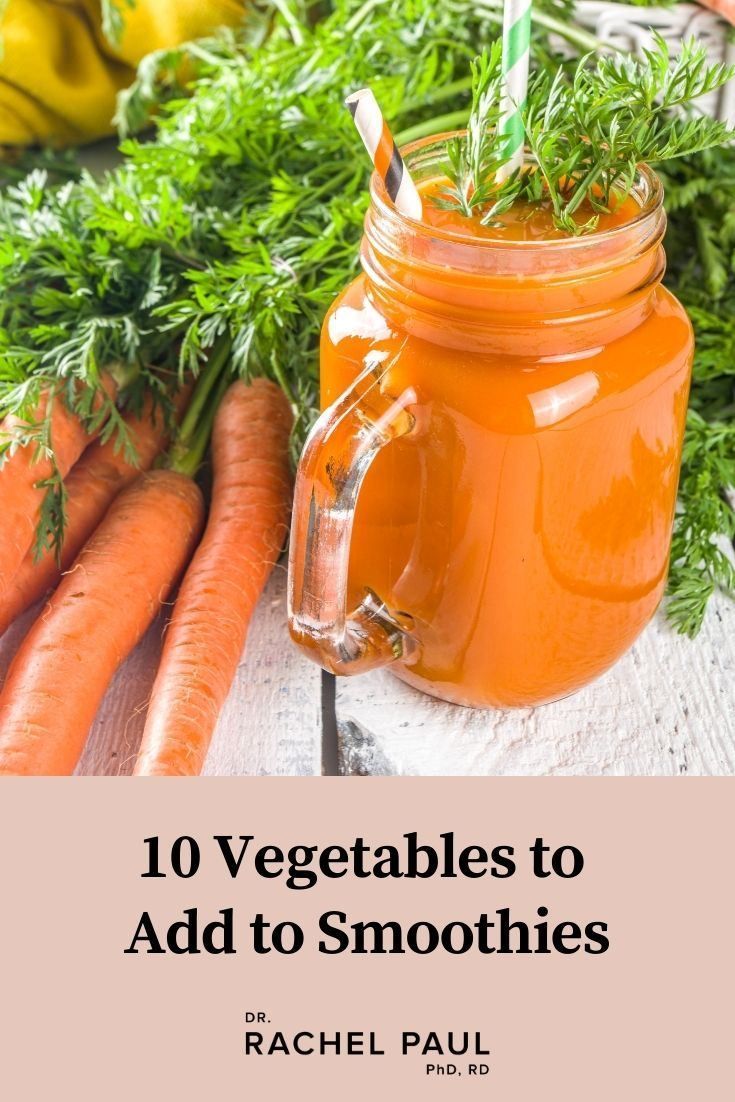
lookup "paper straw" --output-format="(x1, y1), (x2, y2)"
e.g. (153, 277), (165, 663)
(345, 88), (423, 220)
(497, 0), (533, 183)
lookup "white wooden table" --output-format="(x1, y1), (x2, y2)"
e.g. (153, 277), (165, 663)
(1, 566), (731, 775)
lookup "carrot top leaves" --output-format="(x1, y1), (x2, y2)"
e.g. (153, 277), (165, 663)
(0, 0), (529, 474)
(437, 34), (735, 234)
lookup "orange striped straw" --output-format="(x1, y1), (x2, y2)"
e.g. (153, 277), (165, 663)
(345, 87), (423, 220)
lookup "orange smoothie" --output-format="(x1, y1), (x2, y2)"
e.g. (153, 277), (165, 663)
(290, 135), (693, 708)
(420, 185), (639, 240)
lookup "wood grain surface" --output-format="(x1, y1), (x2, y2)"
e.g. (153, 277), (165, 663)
(1, 571), (731, 776)
(335, 593), (735, 776)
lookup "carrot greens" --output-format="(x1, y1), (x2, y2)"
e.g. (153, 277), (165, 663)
(436, 35), (735, 233)
(0, 0), (733, 633)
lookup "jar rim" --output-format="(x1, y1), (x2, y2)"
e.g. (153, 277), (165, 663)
(369, 130), (664, 251)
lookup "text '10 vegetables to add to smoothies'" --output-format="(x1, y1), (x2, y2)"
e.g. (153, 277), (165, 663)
(0, 0), (733, 770)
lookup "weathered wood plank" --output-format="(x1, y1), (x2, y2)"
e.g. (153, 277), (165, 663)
(0, 567), (322, 776)
(336, 595), (735, 776)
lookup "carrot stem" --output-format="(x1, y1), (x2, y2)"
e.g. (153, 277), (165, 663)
(173, 368), (231, 479)
(168, 333), (232, 476)
(176, 332), (232, 448)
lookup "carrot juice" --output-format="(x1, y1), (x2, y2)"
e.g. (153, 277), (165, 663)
(288, 134), (693, 708)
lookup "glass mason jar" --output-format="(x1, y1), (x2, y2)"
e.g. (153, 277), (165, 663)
(288, 134), (693, 709)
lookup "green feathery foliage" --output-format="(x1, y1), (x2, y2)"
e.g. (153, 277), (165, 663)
(437, 35), (735, 233)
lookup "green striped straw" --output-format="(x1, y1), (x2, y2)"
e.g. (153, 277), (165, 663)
(497, 0), (533, 183)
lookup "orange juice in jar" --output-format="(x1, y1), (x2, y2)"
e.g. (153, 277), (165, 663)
(288, 134), (693, 709)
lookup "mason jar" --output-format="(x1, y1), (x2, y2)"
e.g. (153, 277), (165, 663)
(288, 134), (693, 708)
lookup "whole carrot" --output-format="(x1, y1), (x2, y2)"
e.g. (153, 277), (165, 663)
(0, 384), (114, 601)
(134, 379), (293, 776)
(0, 390), (188, 638)
(0, 470), (204, 776)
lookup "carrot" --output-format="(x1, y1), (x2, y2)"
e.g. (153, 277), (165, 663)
(0, 470), (204, 776)
(0, 384), (114, 603)
(134, 379), (293, 776)
(0, 389), (189, 638)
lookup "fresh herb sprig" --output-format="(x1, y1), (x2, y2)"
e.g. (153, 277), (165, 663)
(437, 44), (523, 222)
(439, 34), (735, 233)
(667, 412), (735, 636)
(658, 147), (735, 634)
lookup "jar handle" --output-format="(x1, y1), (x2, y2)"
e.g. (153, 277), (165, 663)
(288, 356), (419, 675)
